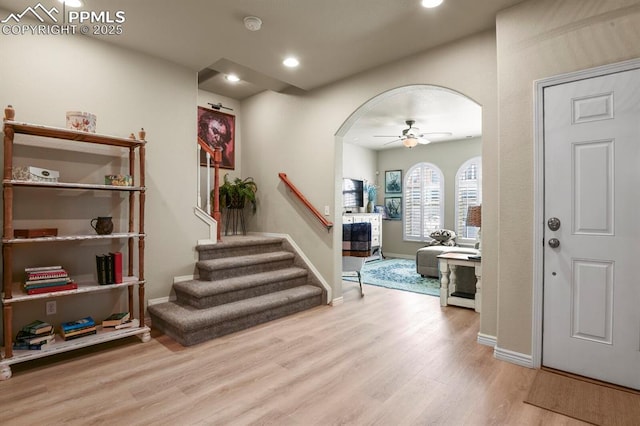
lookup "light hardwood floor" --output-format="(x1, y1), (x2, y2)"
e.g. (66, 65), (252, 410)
(1, 283), (588, 425)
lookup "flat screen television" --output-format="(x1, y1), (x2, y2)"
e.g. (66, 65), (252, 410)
(342, 178), (364, 210)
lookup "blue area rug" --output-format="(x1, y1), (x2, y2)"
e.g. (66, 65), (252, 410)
(343, 258), (440, 297)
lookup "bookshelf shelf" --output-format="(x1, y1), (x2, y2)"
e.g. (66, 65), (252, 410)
(3, 121), (145, 148)
(0, 323), (151, 372)
(3, 232), (145, 244)
(2, 277), (144, 304)
(4, 179), (145, 192)
(1, 108), (149, 380)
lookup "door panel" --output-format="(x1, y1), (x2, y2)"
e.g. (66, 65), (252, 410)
(543, 68), (640, 390)
(572, 140), (614, 235)
(571, 259), (613, 344)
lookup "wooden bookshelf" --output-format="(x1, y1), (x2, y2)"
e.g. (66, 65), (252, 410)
(1, 109), (149, 380)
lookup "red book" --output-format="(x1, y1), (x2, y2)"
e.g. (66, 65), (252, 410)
(110, 252), (123, 284)
(27, 282), (78, 295)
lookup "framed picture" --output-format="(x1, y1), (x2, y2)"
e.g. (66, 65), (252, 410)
(384, 197), (402, 220)
(198, 106), (235, 170)
(374, 204), (388, 219)
(385, 170), (402, 193)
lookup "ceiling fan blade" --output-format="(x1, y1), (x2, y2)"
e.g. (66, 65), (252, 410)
(383, 138), (402, 145)
(374, 135), (401, 138)
(418, 132), (453, 138)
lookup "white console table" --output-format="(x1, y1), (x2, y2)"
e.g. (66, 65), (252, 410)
(437, 253), (481, 313)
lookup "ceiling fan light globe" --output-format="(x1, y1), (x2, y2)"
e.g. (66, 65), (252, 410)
(403, 137), (418, 148)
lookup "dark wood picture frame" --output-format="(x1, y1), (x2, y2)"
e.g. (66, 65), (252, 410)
(385, 170), (402, 193)
(198, 106), (235, 170)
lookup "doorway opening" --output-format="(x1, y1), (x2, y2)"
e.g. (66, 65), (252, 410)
(334, 84), (482, 299)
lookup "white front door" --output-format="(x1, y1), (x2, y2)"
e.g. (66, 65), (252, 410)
(543, 67), (640, 390)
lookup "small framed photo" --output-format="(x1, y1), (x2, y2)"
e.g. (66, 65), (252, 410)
(385, 170), (402, 193)
(384, 197), (402, 220)
(374, 204), (388, 219)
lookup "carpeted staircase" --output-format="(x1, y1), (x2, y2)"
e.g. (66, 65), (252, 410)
(148, 235), (326, 346)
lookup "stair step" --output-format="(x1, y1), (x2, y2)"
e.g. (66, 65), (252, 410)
(197, 235), (285, 260)
(174, 267), (309, 309)
(148, 285), (323, 346)
(196, 251), (295, 280)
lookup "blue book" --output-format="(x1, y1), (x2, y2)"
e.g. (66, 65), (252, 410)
(60, 316), (95, 332)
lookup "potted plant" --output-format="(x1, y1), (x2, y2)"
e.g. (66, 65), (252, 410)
(214, 174), (258, 212)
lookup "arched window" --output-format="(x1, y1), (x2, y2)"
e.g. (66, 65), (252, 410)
(455, 156), (482, 243)
(403, 162), (444, 241)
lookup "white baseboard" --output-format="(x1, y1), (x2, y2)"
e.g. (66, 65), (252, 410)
(252, 231), (332, 303)
(330, 297), (344, 306)
(477, 333), (497, 347)
(382, 252), (413, 260)
(173, 274), (197, 284)
(494, 346), (534, 368)
(148, 275), (190, 306)
(147, 296), (173, 306)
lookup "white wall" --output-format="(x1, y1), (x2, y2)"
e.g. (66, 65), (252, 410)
(495, 0), (640, 355)
(377, 137), (481, 257)
(342, 142), (377, 213)
(0, 27), (207, 335)
(241, 31), (499, 338)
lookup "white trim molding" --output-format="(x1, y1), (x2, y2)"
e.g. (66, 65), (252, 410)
(330, 297), (344, 306)
(194, 206), (217, 245)
(173, 274), (197, 284)
(494, 346), (534, 369)
(477, 333), (496, 347)
(532, 57), (640, 370)
(252, 232), (333, 303)
(147, 296), (172, 306)
(382, 252), (413, 260)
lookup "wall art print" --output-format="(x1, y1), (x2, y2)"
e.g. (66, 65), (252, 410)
(385, 197), (402, 220)
(198, 106), (235, 170)
(385, 170), (402, 193)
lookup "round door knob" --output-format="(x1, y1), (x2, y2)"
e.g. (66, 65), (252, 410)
(548, 238), (560, 248)
(547, 217), (561, 231)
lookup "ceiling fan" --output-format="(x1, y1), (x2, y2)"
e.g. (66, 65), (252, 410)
(376, 119), (452, 148)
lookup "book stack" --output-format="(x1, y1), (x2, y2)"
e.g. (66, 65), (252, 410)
(60, 316), (97, 340)
(102, 312), (132, 328)
(24, 266), (77, 295)
(13, 320), (55, 350)
(96, 252), (123, 285)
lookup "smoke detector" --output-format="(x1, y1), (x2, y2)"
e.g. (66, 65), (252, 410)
(244, 16), (262, 31)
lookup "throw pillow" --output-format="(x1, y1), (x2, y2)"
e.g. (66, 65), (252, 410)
(430, 229), (457, 245)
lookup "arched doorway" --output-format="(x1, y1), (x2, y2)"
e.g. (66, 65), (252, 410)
(333, 84), (482, 300)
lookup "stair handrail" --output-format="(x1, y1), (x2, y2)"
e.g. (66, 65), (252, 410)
(278, 172), (333, 231)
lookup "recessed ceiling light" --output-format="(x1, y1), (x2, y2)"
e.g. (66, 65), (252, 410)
(421, 0), (444, 8)
(58, 0), (83, 7)
(225, 74), (240, 82)
(283, 57), (300, 68)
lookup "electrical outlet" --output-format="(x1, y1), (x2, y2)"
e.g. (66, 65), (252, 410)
(324, 205), (330, 216)
(46, 301), (56, 316)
